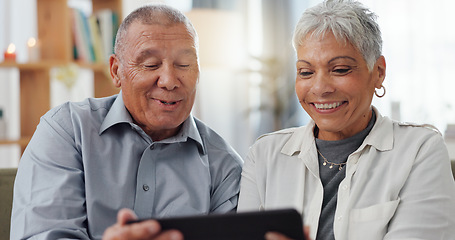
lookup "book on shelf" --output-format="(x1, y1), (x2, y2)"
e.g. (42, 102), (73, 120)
(70, 8), (91, 63)
(70, 8), (119, 64)
(96, 9), (119, 63)
(88, 15), (105, 63)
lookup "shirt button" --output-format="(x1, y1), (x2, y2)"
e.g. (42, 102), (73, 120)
(337, 215), (343, 221)
(142, 184), (150, 191)
(150, 145), (155, 150)
(342, 185), (348, 190)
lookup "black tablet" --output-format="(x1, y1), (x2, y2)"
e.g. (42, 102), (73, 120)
(131, 208), (305, 240)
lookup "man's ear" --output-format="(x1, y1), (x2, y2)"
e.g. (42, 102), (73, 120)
(374, 55), (386, 88)
(110, 54), (121, 88)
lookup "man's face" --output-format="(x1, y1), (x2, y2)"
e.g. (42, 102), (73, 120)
(110, 22), (199, 141)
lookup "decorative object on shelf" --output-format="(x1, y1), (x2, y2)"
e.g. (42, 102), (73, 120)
(52, 63), (79, 90)
(0, 0), (123, 156)
(27, 38), (41, 62)
(3, 43), (16, 62)
(0, 108), (6, 140)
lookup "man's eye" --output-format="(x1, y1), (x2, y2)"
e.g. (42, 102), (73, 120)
(177, 64), (190, 68)
(145, 65), (159, 69)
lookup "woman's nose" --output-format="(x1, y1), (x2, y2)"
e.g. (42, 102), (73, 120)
(311, 73), (334, 96)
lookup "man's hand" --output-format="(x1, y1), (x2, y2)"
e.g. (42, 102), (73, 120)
(102, 209), (184, 240)
(265, 226), (311, 240)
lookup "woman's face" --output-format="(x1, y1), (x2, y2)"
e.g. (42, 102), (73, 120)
(295, 32), (385, 141)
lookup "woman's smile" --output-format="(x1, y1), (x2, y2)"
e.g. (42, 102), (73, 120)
(312, 101), (345, 111)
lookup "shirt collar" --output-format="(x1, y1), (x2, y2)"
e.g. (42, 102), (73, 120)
(99, 92), (205, 153)
(99, 91), (132, 134)
(281, 123), (315, 156)
(158, 115), (206, 154)
(362, 106), (393, 151)
(281, 106), (393, 156)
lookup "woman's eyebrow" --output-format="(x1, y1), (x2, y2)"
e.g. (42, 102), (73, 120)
(328, 56), (357, 64)
(296, 59), (311, 65)
(296, 56), (357, 65)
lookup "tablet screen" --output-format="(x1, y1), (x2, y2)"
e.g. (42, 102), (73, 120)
(140, 208), (305, 240)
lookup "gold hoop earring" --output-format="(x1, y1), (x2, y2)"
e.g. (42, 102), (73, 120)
(375, 85), (386, 98)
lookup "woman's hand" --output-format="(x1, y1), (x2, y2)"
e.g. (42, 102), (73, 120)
(102, 208), (183, 240)
(265, 226), (311, 240)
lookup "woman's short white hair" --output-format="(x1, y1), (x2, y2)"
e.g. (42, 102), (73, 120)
(292, 0), (382, 71)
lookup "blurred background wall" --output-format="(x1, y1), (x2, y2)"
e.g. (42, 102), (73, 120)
(1, 0), (455, 166)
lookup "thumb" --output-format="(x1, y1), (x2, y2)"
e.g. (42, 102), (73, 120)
(117, 208), (138, 226)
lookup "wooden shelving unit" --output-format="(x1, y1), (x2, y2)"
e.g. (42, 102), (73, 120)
(0, 0), (122, 154)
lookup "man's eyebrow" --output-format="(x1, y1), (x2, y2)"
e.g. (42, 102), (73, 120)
(135, 49), (159, 62)
(178, 48), (197, 57)
(135, 48), (196, 61)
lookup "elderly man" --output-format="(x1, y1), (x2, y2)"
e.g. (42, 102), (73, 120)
(11, 4), (243, 240)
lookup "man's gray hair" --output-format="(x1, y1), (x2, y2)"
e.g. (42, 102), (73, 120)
(292, 0), (382, 71)
(114, 4), (199, 58)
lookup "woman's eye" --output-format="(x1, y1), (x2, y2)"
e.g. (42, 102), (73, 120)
(298, 70), (313, 78)
(333, 68), (351, 75)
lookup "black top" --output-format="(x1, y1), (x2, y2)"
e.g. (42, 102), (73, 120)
(315, 111), (376, 240)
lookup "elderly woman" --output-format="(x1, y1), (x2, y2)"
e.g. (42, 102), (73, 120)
(237, 0), (455, 240)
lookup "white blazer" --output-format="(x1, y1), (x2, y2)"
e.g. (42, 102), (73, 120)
(238, 107), (455, 240)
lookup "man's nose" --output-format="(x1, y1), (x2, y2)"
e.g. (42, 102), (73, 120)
(156, 65), (180, 90)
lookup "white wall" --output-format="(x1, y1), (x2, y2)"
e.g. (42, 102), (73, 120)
(2, 0), (455, 164)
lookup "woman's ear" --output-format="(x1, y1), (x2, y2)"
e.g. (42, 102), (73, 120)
(110, 54), (121, 88)
(374, 55), (386, 88)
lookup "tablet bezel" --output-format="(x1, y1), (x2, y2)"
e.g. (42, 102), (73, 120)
(132, 208), (305, 240)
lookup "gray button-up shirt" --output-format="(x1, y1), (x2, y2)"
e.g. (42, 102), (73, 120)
(11, 93), (243, 240)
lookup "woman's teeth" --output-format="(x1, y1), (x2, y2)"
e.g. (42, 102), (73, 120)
(314, 102), (342, 110)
